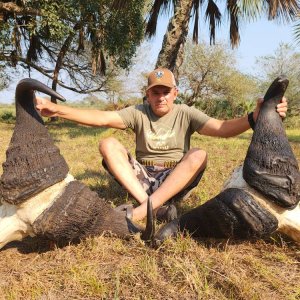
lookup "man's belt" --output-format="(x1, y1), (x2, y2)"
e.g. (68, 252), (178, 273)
(138, 159), (178, 168)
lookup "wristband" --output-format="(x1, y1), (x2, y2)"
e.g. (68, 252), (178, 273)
(247, 112), (256, 130)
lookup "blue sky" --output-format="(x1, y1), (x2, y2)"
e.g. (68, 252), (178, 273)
(0, 15), (297, 103)
(233, 19), (296, 74)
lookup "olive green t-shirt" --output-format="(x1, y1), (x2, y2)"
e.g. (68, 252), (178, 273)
(117, 103), (210, 163)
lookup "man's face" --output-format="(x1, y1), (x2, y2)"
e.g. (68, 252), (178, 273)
(146, 85), (178, 117)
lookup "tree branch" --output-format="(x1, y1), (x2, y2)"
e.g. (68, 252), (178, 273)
(0, 2), (40, 16)
(0, 54), (107, 94)
(51, 22), (81, 92)
(0, 54), (53, 75)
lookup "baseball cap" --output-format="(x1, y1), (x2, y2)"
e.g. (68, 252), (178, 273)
(146, 68), (177, 91)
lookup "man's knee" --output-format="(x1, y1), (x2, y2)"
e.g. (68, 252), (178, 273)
(185, 148), (207, 172)
(99, 137), (124, 157)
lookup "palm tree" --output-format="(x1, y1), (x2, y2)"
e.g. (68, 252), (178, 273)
(294, 16), (300, 43)
(146, 0), (299, 79)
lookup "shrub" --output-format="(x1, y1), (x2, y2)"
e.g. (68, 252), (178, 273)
(0, 111), (16, 123)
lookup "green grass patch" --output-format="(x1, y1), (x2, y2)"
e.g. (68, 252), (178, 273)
(0, 104), (15, 124)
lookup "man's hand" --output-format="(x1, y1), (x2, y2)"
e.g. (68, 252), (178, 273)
(253, 96), (288, 122)
(35, 96), (59, 117)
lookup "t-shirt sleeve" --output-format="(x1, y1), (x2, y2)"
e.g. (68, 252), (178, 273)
(117, 105), (141, 130)
(185, 105), (211, 132)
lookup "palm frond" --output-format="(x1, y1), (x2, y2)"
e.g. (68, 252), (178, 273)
(227, 0), (240, 47)
(146, 0), (173, 37)
(192, 0), (200, 43)
(293, 18), (300, 44)
(238, 0), (263, 21)
(265, 0), (299, 23)
(205, 0), (222, 45)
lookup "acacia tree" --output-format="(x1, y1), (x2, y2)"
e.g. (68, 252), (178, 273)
(0, 0), (145, 95)
(178, 40), (258, 117)
(146, 0), (299, 78)
(256, 43), (300, 116)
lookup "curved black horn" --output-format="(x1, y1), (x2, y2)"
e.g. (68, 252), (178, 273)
(263, 75), (288, 102)
(0, 79), (147, 246)
(244, 76), (300, 208)
(0, 79), (69, 204)
(154, 76), (300, 245)
(15, 78), (65, 125)
(141, 197), (155, 243)
(16, 78), (65, 103)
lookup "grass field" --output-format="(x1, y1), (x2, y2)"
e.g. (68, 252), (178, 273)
(0, 118), (299, 300)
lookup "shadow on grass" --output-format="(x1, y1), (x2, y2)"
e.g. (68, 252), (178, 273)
(73, 168), (129, 204)
(4, 227), (298, 256)
(0, 234), (113, 254)
(45, 120), (108, 139)
(75, 169), (107, 182)
(1, 236), (67, 254)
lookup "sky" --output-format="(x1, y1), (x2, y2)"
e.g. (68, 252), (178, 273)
(0, 14), (297, 104)
(233, 19), (296, 74)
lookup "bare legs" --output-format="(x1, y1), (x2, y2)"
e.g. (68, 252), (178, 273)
(99, 137), (207, 221)
(99, 137), (148, 205)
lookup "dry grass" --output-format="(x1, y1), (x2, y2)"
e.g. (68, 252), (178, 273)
(0, 119), (300, 300)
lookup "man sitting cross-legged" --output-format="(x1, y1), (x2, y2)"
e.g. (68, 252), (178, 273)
(36, 68), (288, 222)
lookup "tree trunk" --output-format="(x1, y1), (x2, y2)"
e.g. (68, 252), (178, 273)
(155, 0), (193, 80)
(50, 24), (79, 122)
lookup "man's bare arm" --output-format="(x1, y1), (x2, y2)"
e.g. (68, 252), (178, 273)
(35, 96), (126, 129)
(198, 97), (288, 138)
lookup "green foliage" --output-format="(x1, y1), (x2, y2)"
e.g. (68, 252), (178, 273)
(178, 40), (259, 118)
(192, 98), (256, 119)
(104, 97), (142, 111)
(104, 0), (144, 69)
(39, 1), (76, 40)
(75, 95), (107, 109)
(0, 0), (146, 92)
(0, 111), (16, 123)
(256, 43), (300, 117)
(286, 116), (300, 129)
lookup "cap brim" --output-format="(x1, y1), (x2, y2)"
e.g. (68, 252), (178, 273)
(146, 83), (175, 91)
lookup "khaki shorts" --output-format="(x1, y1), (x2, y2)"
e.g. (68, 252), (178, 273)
(102, 152), (205, 203)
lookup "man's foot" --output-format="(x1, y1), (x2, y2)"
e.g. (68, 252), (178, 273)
(156, 204), (177, 223)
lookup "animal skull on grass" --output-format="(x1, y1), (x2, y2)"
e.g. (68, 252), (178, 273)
(0, 79), (148, 250)
(154, 76), (300, 245)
